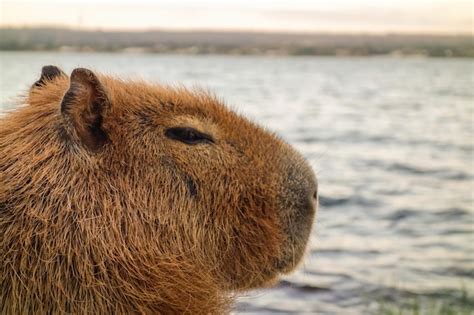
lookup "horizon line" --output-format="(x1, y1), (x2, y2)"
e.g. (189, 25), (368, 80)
(2, 25), (473, 37)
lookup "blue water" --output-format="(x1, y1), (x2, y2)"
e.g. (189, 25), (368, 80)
(1, 52), (473, 314)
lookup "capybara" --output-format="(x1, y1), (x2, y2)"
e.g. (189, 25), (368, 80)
(0, 66), (317, 314)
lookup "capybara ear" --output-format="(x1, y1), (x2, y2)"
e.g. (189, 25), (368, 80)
(61, 68), (110, 152)
(33, 65), (67, 87)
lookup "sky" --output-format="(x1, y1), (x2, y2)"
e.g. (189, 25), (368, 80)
(1, 0), (472, 34)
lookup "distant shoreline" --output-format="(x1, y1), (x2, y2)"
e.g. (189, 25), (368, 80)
(1, 28), (473, 58)
(1, 50), (469, 59)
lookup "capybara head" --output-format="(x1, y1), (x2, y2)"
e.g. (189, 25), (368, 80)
(0, 66), (317, 314)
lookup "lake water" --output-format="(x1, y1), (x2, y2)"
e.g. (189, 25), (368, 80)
(1, 52), (473, 314)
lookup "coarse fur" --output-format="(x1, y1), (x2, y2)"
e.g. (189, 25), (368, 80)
(0, 67), (317, 314)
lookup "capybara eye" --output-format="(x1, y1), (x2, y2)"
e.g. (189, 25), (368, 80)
(165, 127), (214, 145)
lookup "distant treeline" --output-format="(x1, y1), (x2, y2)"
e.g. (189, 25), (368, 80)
(1, 28), (473, 57)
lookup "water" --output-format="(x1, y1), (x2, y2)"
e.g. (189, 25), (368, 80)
(1, 52), (473, 314)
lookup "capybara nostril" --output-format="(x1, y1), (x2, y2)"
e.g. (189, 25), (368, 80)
(310, 184), (318, 211)
(305, 181), (318, 219)
(308, 180), (318, 205)
(300, 183), (318, 218)
(308, 190), (317, 213)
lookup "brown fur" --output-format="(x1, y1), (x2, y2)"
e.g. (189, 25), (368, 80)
(0, 67), (317, 314)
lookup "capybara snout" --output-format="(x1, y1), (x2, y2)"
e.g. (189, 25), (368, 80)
(275, 150), (318, 273)
(0, 65), (317, 314)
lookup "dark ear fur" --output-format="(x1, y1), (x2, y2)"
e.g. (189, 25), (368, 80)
(61, 68), (110, 152)
(33, 65), (66, 87)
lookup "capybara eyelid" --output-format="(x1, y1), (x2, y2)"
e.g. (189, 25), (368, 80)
(165, 127), (214, 145)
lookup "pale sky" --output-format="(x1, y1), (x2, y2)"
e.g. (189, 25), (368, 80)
(1, 0), (473, 34)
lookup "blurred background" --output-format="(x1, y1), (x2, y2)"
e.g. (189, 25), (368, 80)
(1, 0), (473, 314)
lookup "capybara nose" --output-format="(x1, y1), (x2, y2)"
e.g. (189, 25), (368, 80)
(311, 186), (318, 207)
(281, 159), (318, 220)
(302, 179), (318, 218)
(275, 166), (317, 273)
